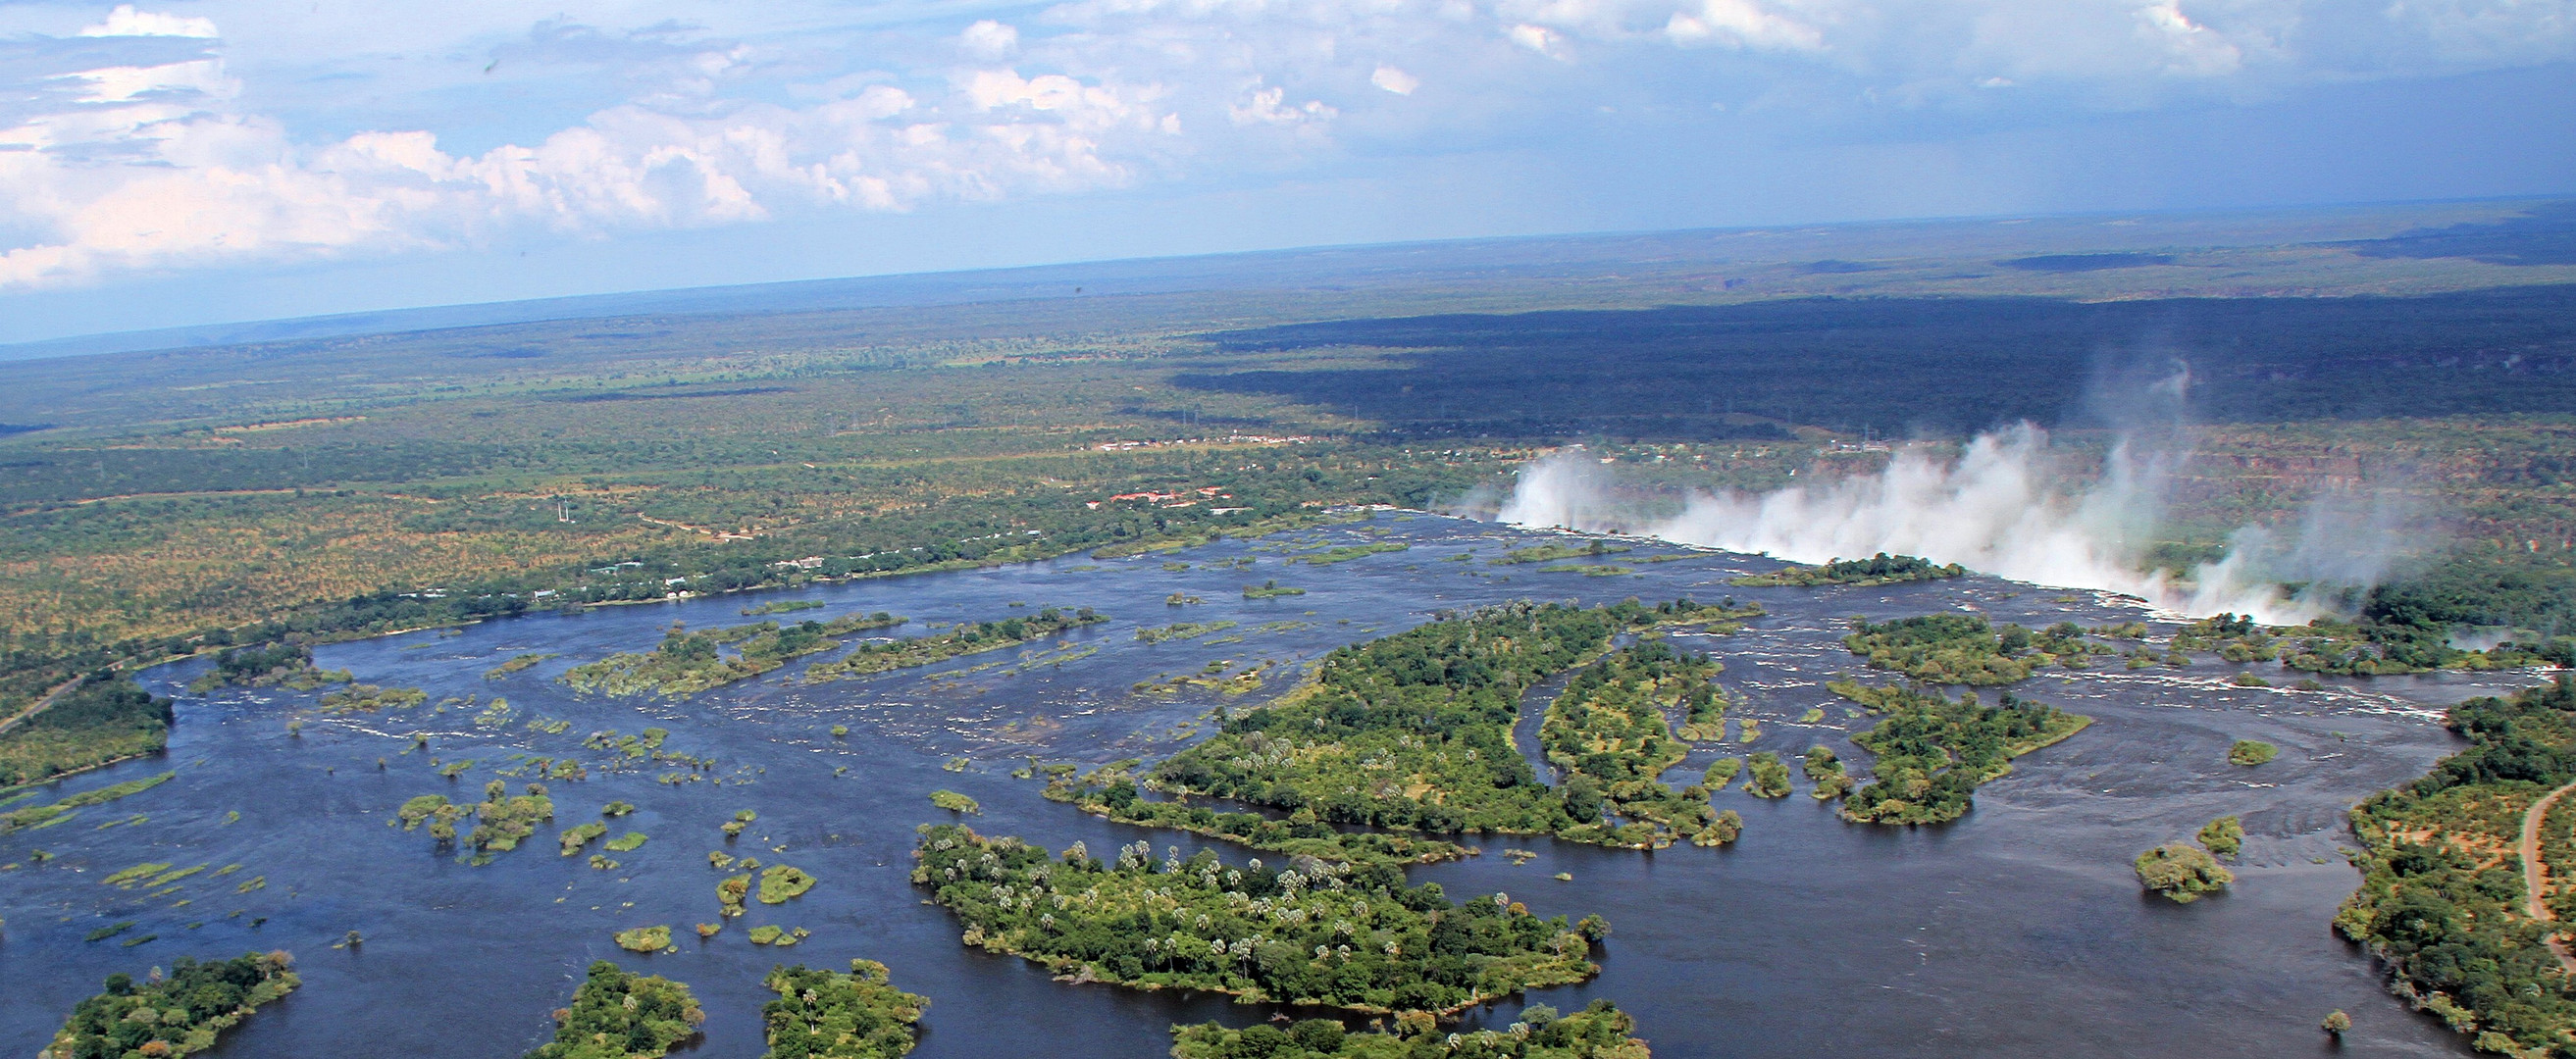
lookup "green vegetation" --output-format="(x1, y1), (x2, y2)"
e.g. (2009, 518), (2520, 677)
(914, 824), (1599, 1014)
(523, 961), (703, 1059)
(1149, 599), (1758, 836)
(184, 643), (351, 693)
(2135, 843), (2233, 903)
(804, 610), (1097, 681)
(615, 926), (675, 952)
(1532, 563), (1630, 577)
(1137, 621), (1240, 644)
(1730, 552), (1965, 587)
(603, 800), (636, 817)
(1045, 763), (1471, 866)
(2, 243), (2575, 837)
(1740, 753), (1793, 798)
(560, 822), (608, 854)
(1540, 640), (1736, 847)
(1171, 998), (1653, 1059)
(565, 612), (905, 696)
(1841, 615), (2104, 685)
(760, 865), (818, 904)
(606, 832), (650, 853)
(2170, 615), (2280, 664)
(38, 951), (299, 1059)
(757, 959), (928, 1059)
(1802, 746), (1852, 800)
(744, 599), (829, 616)
(2336, 675), (2576, 1053)
(316, 683), (428, 713)
(719, 874), (753, 918)
(2229, 739), (2280, 766)
(1489, 541), (1629, 566)
(1, 772), (174, 833)
(392, 780), (555, 858)
(1828, 683), (2090, 824)
(748, 925), (810, 946)
(927, 790), (981, 814)
(2197, 816), (2244, 858)
(0, 680), (174, 788)
(485, 653), (557, 679)
(1242, 580), (1307, 599)
(1702, 758), (1739, 787)
(1294, 542), (1410, 565)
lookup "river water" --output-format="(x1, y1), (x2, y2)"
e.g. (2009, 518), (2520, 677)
(0, 513), (2535, 1058)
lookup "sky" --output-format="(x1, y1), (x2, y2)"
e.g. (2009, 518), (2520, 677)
(0, 0), (2570, 343)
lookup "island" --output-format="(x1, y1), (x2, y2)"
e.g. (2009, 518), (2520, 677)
(1171, 998), (1652, 1058)
(804, 610), (1101, 681)
(758, 959), (929, 1059)
(1825, 682), (2089, 824)
(522, 961), (702, 1059)
(913, 824), (1603, 1014)
(40, 952), (300, 1059)
(1729, 552), (1965, 587)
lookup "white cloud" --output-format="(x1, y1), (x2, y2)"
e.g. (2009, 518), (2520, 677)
(0, 23), (1187, 289)
(1371, 64), (1422, 93)
(1229, 82), (1340, 126)
(77, 5), (219, 39)
(1508, 23), (1567, 56)
(961, 20), (1020, 59)
(1662, 0), (1824, 50)
(2133, 1), (2244, 76)
(0, 0), (2570, 290)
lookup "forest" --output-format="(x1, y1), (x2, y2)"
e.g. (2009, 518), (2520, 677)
(912, 824), (1602, 1015)
(2338, 675), (2576, 1055)
(1729, 553), (1964, 588)
(757, 960), (928, 1059)
(1147, 599), (1758, 836)
(521, 961), (705, 1059)
(1537, 640), (1734, 847)
(559, 612), (904, 696)
(1044, 761), (1473, 866)
(39, 951), (299, 1059)
(1179, 285), (2576, 438)
(1825, 683), (2091, 824)
(1169, 998), (1652, 1059)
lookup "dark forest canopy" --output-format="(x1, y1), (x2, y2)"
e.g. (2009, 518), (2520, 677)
(1176, 285), (2576, 439)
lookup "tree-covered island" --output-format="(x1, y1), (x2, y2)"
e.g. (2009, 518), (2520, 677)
(758, 960), (929, 1059)
(1823, 682), (2090, 824)
(39, 951), (300, 1059)
(522, 961), (704, 1059)
(1171, 998), (1653, 1059)
(913, 824), (1602, 1015)
(561, 612), (904, 696)
(1144, 599), (1759, 839)
(1730, 553), (1965, 587)
(804, 609), (1103, 681)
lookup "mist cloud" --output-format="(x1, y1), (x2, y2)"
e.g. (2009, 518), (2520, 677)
(1493, 427), (2425, 625)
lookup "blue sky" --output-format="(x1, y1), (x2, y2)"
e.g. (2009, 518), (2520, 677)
(0, 0), (2570, 342)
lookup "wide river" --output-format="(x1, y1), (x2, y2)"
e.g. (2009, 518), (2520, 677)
(0, 513), (2536, 1057)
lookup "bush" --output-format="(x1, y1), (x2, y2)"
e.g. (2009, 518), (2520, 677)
(2196, 816), (2244, 858)
(2136, 843), (2233, 902)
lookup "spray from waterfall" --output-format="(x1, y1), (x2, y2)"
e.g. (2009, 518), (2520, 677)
(1488, 427), (2419, 625)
